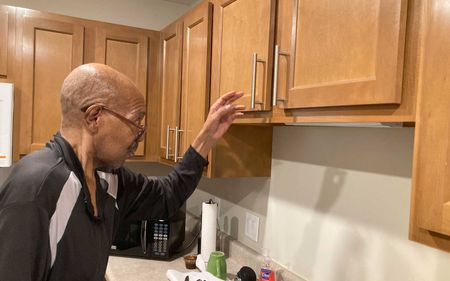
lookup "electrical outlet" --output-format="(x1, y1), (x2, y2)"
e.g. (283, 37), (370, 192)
(245, 212), (260, 242)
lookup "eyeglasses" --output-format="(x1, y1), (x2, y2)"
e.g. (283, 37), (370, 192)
(81, 105), (146, 141)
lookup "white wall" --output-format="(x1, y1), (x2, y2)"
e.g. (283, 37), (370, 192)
(0, 0), (190, 30)
(188, 126), (450, 281)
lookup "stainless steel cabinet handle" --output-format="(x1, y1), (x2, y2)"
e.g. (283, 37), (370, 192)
(272, 45), (289, 106)
(173, 127), (184, 163)
(177, 129), (184, 161)
(165, 125), (171, 159)
(165, 125), (176, 160)
(174, 126), (179, 163)
(251, 53), (265, 109)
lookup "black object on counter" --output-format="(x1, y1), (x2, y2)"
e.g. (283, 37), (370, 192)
(237, 266), (257, 281)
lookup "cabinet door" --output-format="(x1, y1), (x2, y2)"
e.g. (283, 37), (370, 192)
(20, 15), (84, 154)
(210, 0), (276, 112)
(177, 2), (212, 160)
(410, 0), (450, 248)
(95, 26), (148, 156)
(277, 0), (407, 109)
(0, 5), (14, 81)
(160, 21), (183, 162)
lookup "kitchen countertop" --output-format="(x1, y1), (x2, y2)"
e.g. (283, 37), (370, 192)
(106, 213), (305, 281)
(105, 254), (242, 281)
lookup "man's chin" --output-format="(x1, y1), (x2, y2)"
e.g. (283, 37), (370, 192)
(111, 161), (125, 169)
(97, 158), (126, 170)
(126, 147), (137, 158)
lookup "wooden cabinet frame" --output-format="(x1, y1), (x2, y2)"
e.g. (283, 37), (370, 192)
(0, 6), (15, 82)
(94, 25), (149, 157)
(20, 13), (84, 154)
(159, 20), (183, 163)
(210, 0), (276, 112)
(282, 0), (407, 109)
(236, 0), (422, 124)
(409, 0), (450, 252)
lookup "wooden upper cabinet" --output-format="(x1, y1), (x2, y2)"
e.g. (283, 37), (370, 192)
(159, 2), (272, 178)
(20, 13), (84, 154)
(410, 0), (450, 251)
(275, 0), (407, 109)
(210, 0), (276, 112)
(159, 21), (183, 162)
(0, 6), (14, 81)
(94, 26), (148, 156)
(178, 1), (212, 160)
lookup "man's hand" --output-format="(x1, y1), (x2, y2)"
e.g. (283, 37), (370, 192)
(191, 91), (245, 159)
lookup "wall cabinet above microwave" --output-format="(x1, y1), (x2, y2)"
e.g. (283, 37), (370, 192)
(221, 0), (417, 124)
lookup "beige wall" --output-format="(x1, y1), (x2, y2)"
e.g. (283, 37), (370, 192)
(187, 126), (450, 281)
(0, 0), (190, 30)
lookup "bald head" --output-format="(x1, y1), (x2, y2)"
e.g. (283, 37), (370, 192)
(60, 63), (142, 129)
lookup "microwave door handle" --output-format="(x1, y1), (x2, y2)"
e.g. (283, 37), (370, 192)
(141, 220), (147, 254)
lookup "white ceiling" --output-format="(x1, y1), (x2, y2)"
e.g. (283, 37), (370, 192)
(162, 0), (199, 5)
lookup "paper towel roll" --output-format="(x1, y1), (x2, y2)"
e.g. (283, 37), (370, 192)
(0, 82), (14, 168)
(201, 201), (217, 263)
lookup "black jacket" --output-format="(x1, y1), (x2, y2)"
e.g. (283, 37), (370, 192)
(0, 133), (207, 281)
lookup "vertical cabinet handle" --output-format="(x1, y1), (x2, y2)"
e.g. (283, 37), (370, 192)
(165, 125), (171, 159)
(173, 127), (184, 163)
(174, 126), (179, 163)
(251, 53), (258, 109)
(272, 45), (289, 106)
(165, 125), (176, 160)
(251, 52), (265, 109)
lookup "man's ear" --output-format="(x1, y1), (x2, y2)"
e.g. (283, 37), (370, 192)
(83, 105), (103, 133)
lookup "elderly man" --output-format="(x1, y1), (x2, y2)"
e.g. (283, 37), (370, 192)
(0, 63), (244, 281)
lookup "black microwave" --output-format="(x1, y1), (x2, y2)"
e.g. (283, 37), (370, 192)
(110, 205), (186, 259)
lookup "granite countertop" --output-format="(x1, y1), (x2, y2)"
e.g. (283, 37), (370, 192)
(105, 254), (241, 281)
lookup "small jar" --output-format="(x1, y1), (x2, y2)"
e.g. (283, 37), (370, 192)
(183, 255), (197, 269)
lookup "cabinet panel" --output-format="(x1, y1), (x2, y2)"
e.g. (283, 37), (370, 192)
(95, 27), (148, 156)
(160, 21), (183, 161)
(283, 0), (407, 108)
(410, 0), (450, 251)
(178, 2), (212, 159)
(20, 15), (83, 154)
(159, 2), (272, 178)
(211, 0), (276, 112)
(0, 6), (15, 81)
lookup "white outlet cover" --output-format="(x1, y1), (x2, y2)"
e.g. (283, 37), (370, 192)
(245, 212), (260, 242)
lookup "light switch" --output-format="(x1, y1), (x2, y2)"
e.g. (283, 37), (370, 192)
(245, 212), (260, 242)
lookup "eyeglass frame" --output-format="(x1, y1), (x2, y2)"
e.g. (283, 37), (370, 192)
(81, 104), (146, 142)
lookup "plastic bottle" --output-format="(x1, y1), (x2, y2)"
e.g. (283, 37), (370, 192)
(259, 256), (275, 281)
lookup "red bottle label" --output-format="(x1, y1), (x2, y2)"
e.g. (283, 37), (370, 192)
(259, 268), (275, 281)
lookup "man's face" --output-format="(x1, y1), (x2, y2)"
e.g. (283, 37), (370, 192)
(94, 91), (146, 168)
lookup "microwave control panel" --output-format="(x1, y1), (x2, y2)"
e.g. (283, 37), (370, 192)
(150, 221), (169, 257)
